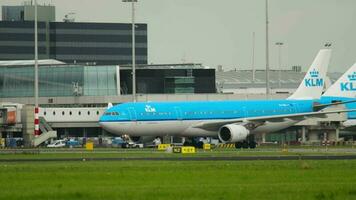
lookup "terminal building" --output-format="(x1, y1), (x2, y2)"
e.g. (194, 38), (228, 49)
(216, 66), (341, 95)
(0, 61), (216, 106)
(0, 3), (147, 65)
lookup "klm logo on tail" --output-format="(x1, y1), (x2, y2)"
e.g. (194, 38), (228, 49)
(304, 69), (323, 87)
(340, 72), (356, 91)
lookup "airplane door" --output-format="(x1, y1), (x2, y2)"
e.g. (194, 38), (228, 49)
(174, 107), (182, 120)
(128, 107), (137, 121)
(292, 103), (299, 113)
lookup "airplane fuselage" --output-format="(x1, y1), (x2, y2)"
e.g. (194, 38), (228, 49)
(99, 99), (315, 137)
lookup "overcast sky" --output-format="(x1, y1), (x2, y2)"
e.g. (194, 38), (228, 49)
(1, 0), (356, 72)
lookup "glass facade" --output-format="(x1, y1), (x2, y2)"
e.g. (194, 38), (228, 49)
(0, 21), (148, 65)
(0, 64), (215, 98)
(164, 77), (195, 93)
(50, 22), (148, 65)
(0, 65), (117, 97)
(130, 68), (215, 94)
(0, 21), (48, 60)
(83, 66), (116, 96)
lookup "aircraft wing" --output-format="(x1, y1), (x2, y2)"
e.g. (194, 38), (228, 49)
(192, 109), (354, 131)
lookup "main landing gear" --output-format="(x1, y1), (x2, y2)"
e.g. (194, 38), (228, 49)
(235, 135), (256, 149)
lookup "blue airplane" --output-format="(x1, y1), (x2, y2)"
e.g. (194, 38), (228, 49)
(100, 48), (349, 148)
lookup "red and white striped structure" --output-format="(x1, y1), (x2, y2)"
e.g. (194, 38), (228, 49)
(34, 107), (40, 136)
(34, 0), (39, 137)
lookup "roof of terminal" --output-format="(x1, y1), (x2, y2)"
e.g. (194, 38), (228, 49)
(0, 61), (210, 70)
(119, 63), (210, 70)
(216, 69), (343, 89)
(0, 59), (66, 66)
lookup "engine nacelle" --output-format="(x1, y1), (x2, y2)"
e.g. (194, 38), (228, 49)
(218, 124), (250, 143)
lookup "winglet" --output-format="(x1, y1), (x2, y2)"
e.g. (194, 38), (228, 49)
(323, 62), (356, 98)
(288, 48), (332, 100)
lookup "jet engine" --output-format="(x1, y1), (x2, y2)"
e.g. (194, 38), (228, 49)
(218, 124), (250, 143)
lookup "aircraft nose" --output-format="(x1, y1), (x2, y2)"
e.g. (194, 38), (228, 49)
(99, 121), (125, 135)
(99, 121), (107, 128)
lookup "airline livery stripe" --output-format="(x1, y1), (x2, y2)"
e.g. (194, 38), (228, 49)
(100, 117), (240, 122)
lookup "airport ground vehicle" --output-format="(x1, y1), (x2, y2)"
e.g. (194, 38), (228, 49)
(112, 137), (126, 147)
(121, 141), (144, 148)
(47, 140), (66, 148)
(66, 139), (81, 148)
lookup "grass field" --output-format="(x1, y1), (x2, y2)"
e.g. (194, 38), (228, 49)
(1, 159), (356, 200)
(1, 147), (356, 160)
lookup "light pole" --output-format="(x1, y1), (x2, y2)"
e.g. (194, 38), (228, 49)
(275, 42), (284, 88)
(251, 32), (255, 83)
(34, 0), (39, 136)
(265, 0), (270, 98)
(123, 0), (137, 102)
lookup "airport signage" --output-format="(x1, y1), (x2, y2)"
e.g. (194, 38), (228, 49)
(158, 144), (171, 150)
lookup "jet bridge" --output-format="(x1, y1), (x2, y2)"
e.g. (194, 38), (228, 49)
(0, 104), (57, 147)
(0, 104), (23, 139)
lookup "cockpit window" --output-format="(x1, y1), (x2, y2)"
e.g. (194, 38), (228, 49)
(104, 111), (120, 116)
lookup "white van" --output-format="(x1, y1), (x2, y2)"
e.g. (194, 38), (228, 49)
(47, 140), (66, 148)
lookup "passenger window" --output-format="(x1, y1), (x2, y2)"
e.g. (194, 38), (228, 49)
(53, 111), (56, 115)
(44, 111), (46, 116)
(88, 111), (90, 115)
(78, 111), (81, 115)
(62, 111), (65, 115)
(70, 111), (72, 115)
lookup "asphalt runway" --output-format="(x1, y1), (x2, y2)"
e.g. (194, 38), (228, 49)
(2, 155), (356, 162)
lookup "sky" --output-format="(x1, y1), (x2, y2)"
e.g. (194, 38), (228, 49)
(1, 0), (356, 72)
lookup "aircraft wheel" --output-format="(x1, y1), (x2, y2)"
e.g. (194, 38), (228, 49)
(235, 142), (242, 149)
(248, 141), (257, 149)
(195, 141), (204, 149)
(242, 141), (249, 149)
